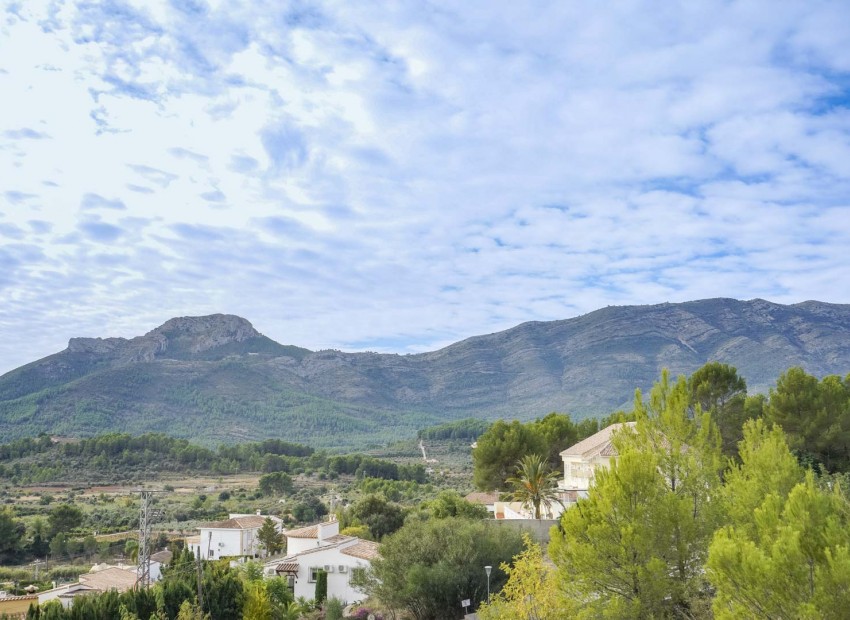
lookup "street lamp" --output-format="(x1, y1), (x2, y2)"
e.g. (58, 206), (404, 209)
(484, 565), (492, 602)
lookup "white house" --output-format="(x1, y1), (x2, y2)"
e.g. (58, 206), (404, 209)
(268, 536), (379, 604)
(559, 422), (636, 505)
(284, 518), (341, 555)
(263, 517), (379, 604)
(188, 512), (282, 561)
(38, 566), (138, 608)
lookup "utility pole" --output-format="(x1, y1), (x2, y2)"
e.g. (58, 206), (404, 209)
(136, 490), (153, 588)
(196, 546), (205, 613)
(135, 489), (163, 589)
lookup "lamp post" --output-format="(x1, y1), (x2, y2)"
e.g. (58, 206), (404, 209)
(484, 565), (492, 603)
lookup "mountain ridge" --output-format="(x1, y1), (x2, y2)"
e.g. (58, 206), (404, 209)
(1, 298), (849, 448)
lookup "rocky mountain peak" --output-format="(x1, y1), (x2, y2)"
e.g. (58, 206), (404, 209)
(66, 314), (261, 362)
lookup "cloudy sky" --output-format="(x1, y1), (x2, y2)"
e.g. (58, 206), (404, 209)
(1, 1), (849, 374)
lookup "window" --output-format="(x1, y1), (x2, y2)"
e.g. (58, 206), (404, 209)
(208, 549), (215, 559)
(309, 567), (321, 583)
(350, 567), (366, 584)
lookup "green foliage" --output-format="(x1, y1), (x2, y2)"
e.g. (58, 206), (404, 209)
(418, 418), (491, 441)
(478, 534), (574, 620)
(325, 597), (345, 620)
(472, 413), (600, 491)
(0, 507), (24, 563)
(258, 472), (294, 496)
(326, 454), (427, 482)
(473, 420), (546, 491)
(362, 516), (524, 620)
(550, 370), (724, 618)
(202, 562), (245, 620)
(290, 496), (328, 523)
(424, 491), (488, 520)
(766, 367), (850, 471)
(315, 569), (328, 604)
(257, 517), (285, 556)
(721, 418), (804, 536)
(505, 453), (562, 519)
(242, 581), (272, 620)
(348, 494), (406, 540)
(688, 362), (750, 456)
(48, 503), (83, 537)
(709, 470), (850, 619)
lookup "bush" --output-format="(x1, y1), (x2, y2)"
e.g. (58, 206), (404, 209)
(325, 597), (345, 620)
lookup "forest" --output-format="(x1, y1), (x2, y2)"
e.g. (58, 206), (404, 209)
(1, 364), (849, 619)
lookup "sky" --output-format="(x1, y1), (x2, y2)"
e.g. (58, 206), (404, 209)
(1, 1), (850, 375)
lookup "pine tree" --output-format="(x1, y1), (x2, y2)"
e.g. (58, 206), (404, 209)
(550, 370), (724, 618)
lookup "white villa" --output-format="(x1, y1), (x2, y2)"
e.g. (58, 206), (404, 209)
(491, 421), (636, 520)
(264, 517), (379, 604)
(188, 512), (283, 561)
(558, 421), (636, 505)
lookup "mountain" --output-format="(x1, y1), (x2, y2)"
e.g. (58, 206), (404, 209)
(1, 299), (849, 449)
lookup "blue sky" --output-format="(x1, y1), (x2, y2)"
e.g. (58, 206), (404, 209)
(1, 1), (849, 374)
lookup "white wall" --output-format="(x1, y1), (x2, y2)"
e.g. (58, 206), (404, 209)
(561, 455), (612, 491)
(287, 544), (370, 605)
(190, 528), (254, 560)
(287, 520), (339, 555)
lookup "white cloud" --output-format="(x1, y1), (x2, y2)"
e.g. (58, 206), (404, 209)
(0, 0), (849, 374)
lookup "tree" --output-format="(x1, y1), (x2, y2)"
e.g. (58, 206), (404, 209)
(315, 569), (328, 604)
(478, 534), (574, 620)
(766, 368), (850, 471)
(48, 503), (83, 537)
(175, 601), (209, 620)
(708, 471), (850, 619)
(530, 413), (578, 469)
(242, 581), (272, 620)
(359, 517), (524, 620)
(472, 420), (545, 491)
(505, 454), (562, 519)
(0, 507), (24, 563)
(202, 562), (245, 620)
(256, 517), (284, 556)
(290, 496), (327, 522)
(350, 494), (406, 540)
(49, 532), (68, 559)
(425, 491), (488, 520)
(258, 472), (294, 496)
(688, 362), (749, 456)
(125, 539), (140, 563)
(720, 418), (804, 537)
(549, 370), (724, 618)
(28, 517), (50, 557)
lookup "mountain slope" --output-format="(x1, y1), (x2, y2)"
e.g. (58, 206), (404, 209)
(1, 299), (849, 448)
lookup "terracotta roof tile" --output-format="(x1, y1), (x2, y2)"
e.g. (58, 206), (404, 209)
(464, 491), (499, 504)
(560, 422), (636, 459)
(203, 515), (267, 530)
(78, 567), (137, 592)
(285, 524), (318, 539)
(341, 540), (380, 561)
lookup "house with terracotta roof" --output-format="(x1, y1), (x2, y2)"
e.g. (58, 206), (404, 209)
(284, 518), (341, 555)
(37, 565), (138, 608)
(559, 422), (636, 503)
(0, 592), (38, 617)
(263, 517), (379, 604)
(463, 491), (499, 515)
(188, 512), (282, 561)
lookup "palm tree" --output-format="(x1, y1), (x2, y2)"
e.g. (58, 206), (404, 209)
(506, 454), (563, 519)
(125, 539), (139, 564)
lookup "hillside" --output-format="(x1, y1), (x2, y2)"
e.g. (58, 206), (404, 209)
(1, 299), (849, 448)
